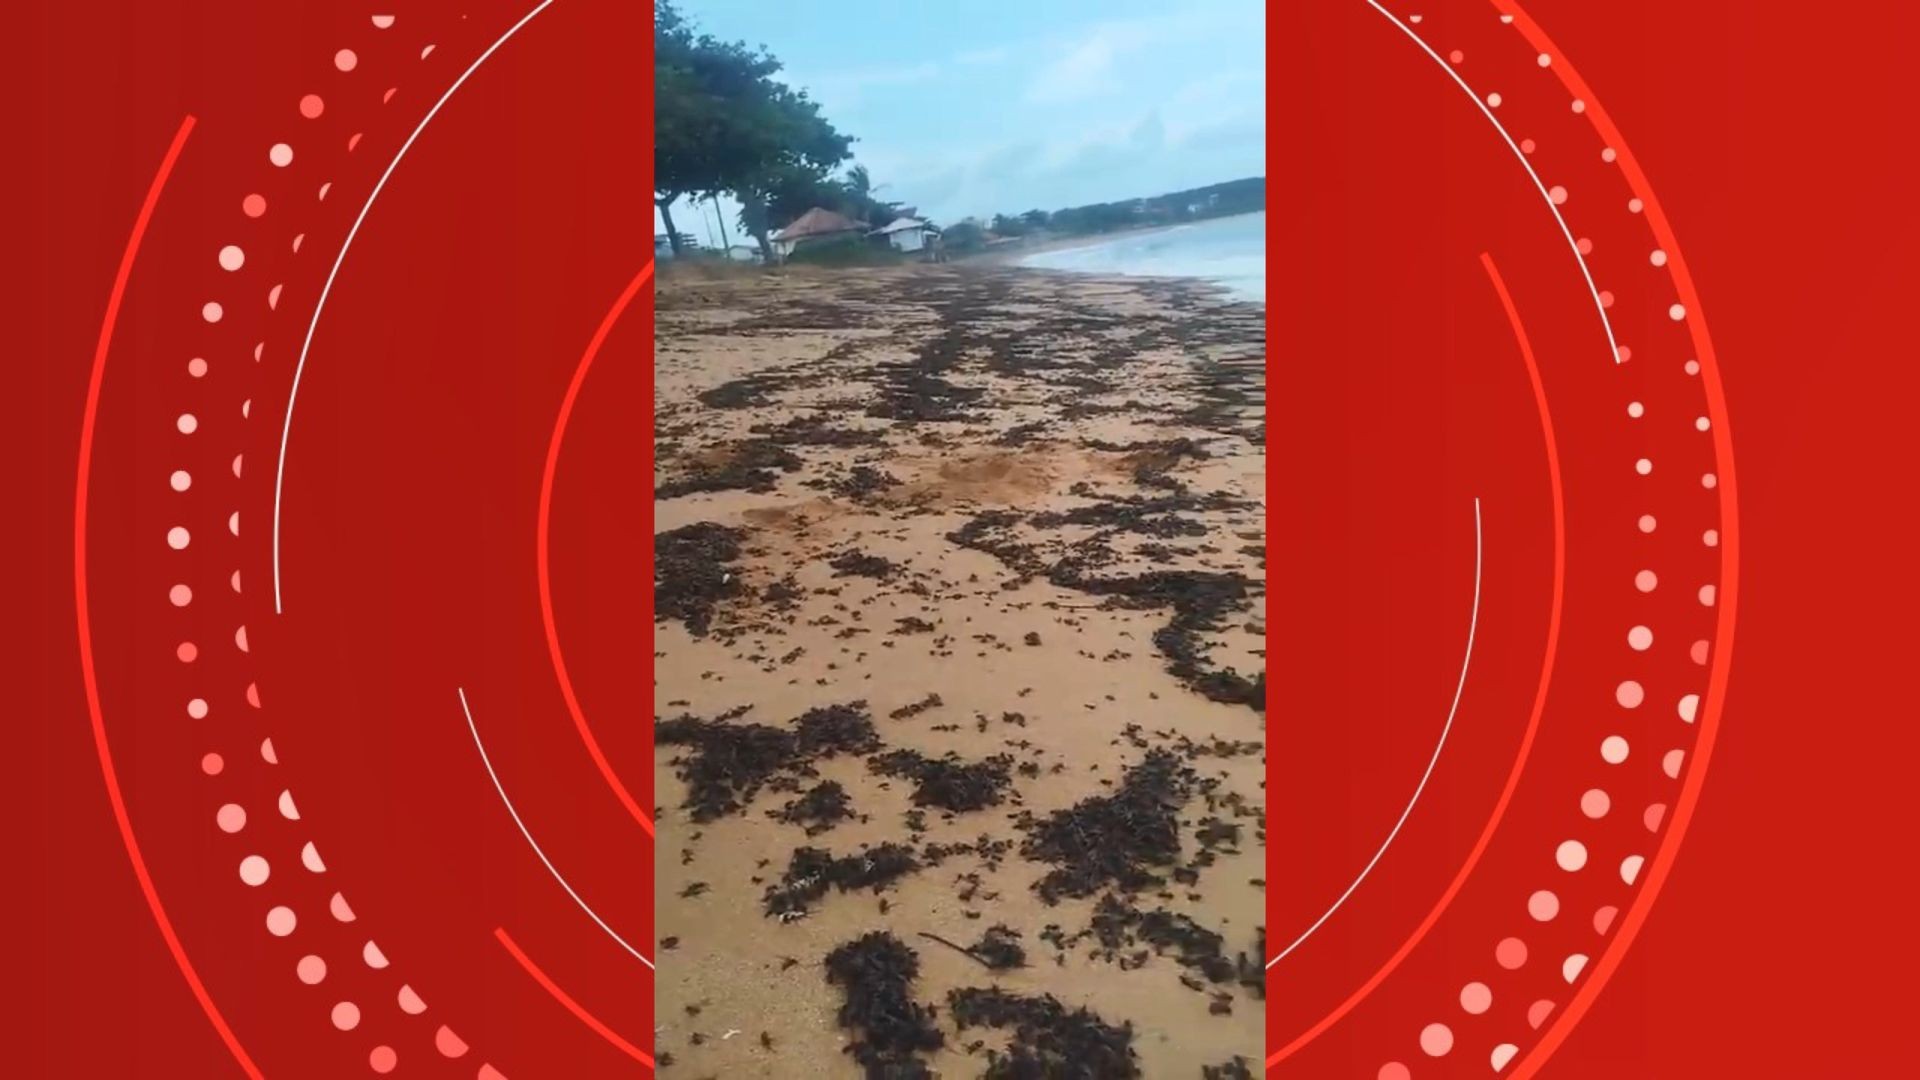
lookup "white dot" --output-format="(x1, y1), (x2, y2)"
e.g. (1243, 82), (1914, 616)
(1703, 529), (1719, 547)
(1628, 198), (1645, 213)
(1487, 92), (1503, 107)
(1628, 625), (1653, 650)
(1696, 416), (1711, 431)
(239, 855), (271, 886)
(1537, 53), (1552, 67)
(1564, 954), (1590, 982)
(218, 245), (246, 271)
(1581, 788), (1611, 818)
(170, 470), (192, 492)
(1702, 473), (1718, 489)
(1627, 401), (1644, 418)
(216, 803), (246, 832)
(1601, 735), (1630, 763)
(187, 697), (208, 719)
(270, 143), (294, 167)
(1529, 890), (1560, 921)
(1669, 303), (1687, 321)
(167, 526), (191, 549)
(298, 955), (328, 984)
(188, 357), (209, 377)
(1461, 982), (1493, 1014)
(1556, 840), (1588, 871)
(170, 584), (193, 606)
(1549, 185), (1568, 205)
(1635, 570), (1658, 592)
(332, 1001), (361, 1031)
(1620, 855), (1645, 885)
(1685, 359), (1701, 375)
(1638, 514), (1657, 533)
(1421, 1022), (1454, 1056)
(177, 413), (198, 434)
(1601, 147), (1617, 163)
(1616, 680), (1645, 708)
(1494, 1045), (1520, 1072)
(1571, 98), (1586, 113)
(1650, 249), (1669, 267)
(1635, 458), (1653, 475)
(335, 48), (359, 72)
(202, 302), (224, 323)
(266, 906), (298, 936)
(1678, 694), (1701, 723)
(1699, 584), (1717, 606)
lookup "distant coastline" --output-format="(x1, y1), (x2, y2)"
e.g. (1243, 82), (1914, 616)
(1005, 210), (1265, 302)
(961, 217), (1224, 265)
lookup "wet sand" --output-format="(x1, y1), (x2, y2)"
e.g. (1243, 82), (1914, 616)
(653, 263), (1267, 1078)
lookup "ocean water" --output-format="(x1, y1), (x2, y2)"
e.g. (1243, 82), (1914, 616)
(1019, 210), (1266, 302)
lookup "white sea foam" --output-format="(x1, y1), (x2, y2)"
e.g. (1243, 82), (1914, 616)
(1020, 211), (1265, 301)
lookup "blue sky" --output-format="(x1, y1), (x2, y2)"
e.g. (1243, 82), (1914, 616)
(657, 0), (1266, 242)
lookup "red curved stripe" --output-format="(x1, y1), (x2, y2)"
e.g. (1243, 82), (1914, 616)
(538, 262), (656, 838)
(495, 927), (654, 1068)
(1499, 1), (1740, 1074)
(1269, 251), (1567, 1069)
(75, 115), (265, 1080)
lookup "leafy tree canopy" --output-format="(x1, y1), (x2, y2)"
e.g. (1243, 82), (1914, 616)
(654, 0), (853, 255)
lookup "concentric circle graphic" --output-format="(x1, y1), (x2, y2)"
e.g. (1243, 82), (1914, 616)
(74, 4), (651, 1075)
(1274, 1), (1736, 1075)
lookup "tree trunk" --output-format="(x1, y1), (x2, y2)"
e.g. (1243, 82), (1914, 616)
(738, 190), (778, 265)
(708, 193), (732, 249)
(656, 194), (684, 255)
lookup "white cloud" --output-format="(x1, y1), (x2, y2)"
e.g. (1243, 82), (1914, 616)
(1024, 24), (1144, 103)
(782, 61), (942, 114)
(1023, 5), (1257, 105)
(955, 45), (1014, 66)
(1163, 68), (1265, 144)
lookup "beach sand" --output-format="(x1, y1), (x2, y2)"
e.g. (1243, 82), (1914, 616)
(653, 263), (1267, 1077)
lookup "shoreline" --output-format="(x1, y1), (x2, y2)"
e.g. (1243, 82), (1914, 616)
(653, 264), (1267, 1077)
(963, 208), (1265, 265)
(967, 210), (1265, 304)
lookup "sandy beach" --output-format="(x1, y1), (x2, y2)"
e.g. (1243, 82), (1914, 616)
(653, 263), (1267, 1077)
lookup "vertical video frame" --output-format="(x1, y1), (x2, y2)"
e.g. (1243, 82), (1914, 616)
(653, 2), (1268, 1074)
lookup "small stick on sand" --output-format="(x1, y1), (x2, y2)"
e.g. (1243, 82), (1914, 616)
(917, 931), (996, 969)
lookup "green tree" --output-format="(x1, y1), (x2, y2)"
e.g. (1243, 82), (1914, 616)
(943, 218), (986, 252)
(730, 87), (854, 261)
(653, 1), (851, 259)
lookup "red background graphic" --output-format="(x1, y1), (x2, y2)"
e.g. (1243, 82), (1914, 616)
(1, 0), (1915, 1077)
(8, 0), (650, 1075)
(1274, 0), (1918, 1075)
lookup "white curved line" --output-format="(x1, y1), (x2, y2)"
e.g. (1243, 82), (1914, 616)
(460, 687), (654, 970)
(1363, 0), (1621, 366)
(273, 0), (557, 614)
(1270, 497), (1481, 969)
